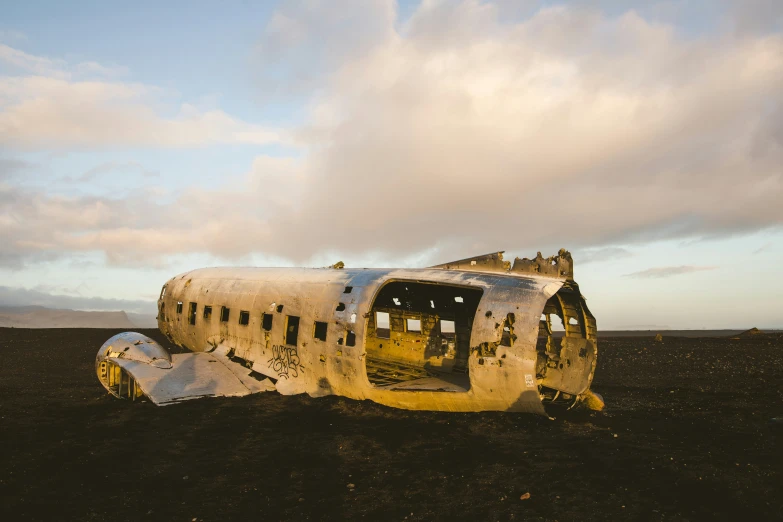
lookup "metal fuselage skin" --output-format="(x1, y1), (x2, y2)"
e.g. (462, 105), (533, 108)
(157, 266), (597, 414)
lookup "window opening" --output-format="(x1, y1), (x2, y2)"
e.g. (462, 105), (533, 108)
(239, 310), (250, 326)
(262, 313), (273, 331)
(285, 316), (300, 346)
(188, 302), (197, 325)
(314, 321), (328, 341)
(376, 311), (390, 339)
(440, 319), (455, 333)
(406, 318), (421, 332)
(203, 306), (212, 319)
(220, 307), (230, 322)
(176, 301), (183, 314)
(346, 331), (356, 346)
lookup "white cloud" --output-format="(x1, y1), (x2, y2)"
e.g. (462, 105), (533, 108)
(0, 43), (68, 78)
(75, 161), (158, 182)
(268, 1), (783, 261)
(256, 0), (398, 96)
(0, 43), (128, 78)
(577, 247), (634, 265)
(624, 266), (719, 279)
(0, 44), (291, 149)
(1, 1), (782, 268)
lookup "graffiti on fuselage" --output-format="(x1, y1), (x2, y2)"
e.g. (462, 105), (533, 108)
(268, 345), (302, 379)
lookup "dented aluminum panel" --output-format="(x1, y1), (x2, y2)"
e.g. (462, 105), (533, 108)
(96, 250), (601, 415)
(96, 332), (275, 405)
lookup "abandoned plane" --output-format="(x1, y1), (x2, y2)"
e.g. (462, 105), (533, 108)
(96, 250), (603, 415)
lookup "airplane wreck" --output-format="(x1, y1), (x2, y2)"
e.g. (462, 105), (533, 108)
(96, 250), (602, 415)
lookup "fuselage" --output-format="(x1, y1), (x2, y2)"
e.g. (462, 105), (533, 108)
(156, 264), (597, 414)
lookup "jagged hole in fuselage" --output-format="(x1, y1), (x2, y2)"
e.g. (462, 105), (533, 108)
(535, 285), (597, 406)
(365, 281), (483, 393)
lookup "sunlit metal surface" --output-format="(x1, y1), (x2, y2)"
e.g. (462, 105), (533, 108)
(97, 250), (600, 414)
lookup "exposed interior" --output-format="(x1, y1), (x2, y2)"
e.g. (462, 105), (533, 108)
(365, 281), (482, 392)
(535, 283), (597, 407)
(97, 360), (143, 400)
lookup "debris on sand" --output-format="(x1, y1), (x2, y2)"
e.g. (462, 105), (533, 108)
(520, 493), (531, 500)
(654, 333), (664, 342)
(582, 390), (605, 411)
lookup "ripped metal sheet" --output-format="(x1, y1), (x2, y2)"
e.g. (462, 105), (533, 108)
(96, 332), (274, 405)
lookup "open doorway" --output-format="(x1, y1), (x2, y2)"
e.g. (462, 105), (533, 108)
(365, 281), (482, 392)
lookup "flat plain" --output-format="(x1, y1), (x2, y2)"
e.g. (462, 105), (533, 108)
(1, 328), (781, 521)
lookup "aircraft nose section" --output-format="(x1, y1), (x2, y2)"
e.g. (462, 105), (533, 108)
(96, 332), (172, 399)
(97, 332), (172, 367)
(96, 331), (276, 405)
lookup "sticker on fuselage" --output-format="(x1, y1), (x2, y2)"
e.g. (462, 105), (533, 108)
(524, 374), (535, 388)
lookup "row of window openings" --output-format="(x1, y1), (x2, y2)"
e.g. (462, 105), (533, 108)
(391, 296), (464, 307)
(177, 301), (356, 323)
(176, 301), (355, 346)
(374, 311), (455, 339)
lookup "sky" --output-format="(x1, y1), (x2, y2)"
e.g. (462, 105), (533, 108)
(1, 0), (782, 329)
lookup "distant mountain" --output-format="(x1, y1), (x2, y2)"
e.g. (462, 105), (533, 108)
(126, 312), (158, 328)
(0, 306), (147, 328)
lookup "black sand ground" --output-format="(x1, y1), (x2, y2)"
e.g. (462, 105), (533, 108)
(1, 328), (781, 521)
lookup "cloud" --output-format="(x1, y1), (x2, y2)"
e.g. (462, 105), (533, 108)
(577, 247), (634, 265)
(0, 155), (303, 266)
(624, 265), (719, 279)
(74, 161), (159, 182)
(0, 43), (128, 79)
(1, 1), (783, 268)
(0, 285), (155, 314)
(256, 0), (397, 96)
(253, 1), (783, 262)
(726, 0), (783, 37)
(0, 157), (32, 180)
(0, 45), (291, 149)
(753, 242), (773, 253)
